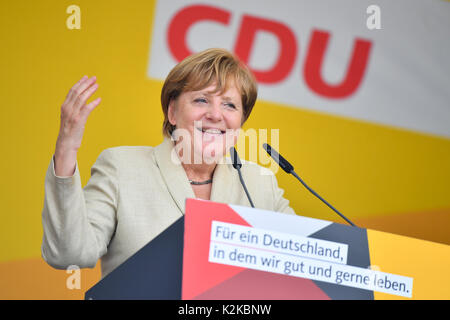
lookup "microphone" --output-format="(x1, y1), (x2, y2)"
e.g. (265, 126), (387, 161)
(230, 147), (255, 208)
(262, 143), (356, 227)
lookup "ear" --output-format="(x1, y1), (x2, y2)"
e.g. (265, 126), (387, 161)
(167, 99), (177, 126)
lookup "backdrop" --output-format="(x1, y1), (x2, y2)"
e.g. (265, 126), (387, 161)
(0, 0), (449, 299)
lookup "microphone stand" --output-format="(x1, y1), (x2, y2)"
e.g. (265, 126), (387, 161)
(263, 143), (356, 227)
(230, 147), (255, 208)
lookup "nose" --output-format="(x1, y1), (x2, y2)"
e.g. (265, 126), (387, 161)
(205, 100), (223, 122)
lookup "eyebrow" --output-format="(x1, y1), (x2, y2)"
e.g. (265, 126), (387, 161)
(196, 91), (237, 102)
(221, 96), (235, 102)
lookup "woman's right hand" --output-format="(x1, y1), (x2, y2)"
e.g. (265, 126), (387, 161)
(54, 76), (101, 177)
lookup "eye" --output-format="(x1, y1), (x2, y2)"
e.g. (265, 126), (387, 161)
(194, 98), (207, 104)
(225, 103), (236, 109)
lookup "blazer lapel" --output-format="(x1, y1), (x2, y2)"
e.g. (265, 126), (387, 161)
(154, 137), (236, 212)
(153, 137), (195, 214)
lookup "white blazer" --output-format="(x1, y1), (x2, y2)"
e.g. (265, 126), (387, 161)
(41, 137), (295, 277)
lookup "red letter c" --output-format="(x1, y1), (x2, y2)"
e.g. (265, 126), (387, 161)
(167, 5), (231, 62)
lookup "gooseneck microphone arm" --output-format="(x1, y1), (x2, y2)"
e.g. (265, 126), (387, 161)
(230, 147), (255, 208)
(262, 143), (356, 227)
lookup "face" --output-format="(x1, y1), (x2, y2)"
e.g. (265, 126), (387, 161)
(168, 83), (243, 164)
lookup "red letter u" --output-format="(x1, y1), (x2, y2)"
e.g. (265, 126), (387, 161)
(304, 30), (372, 99)
(234, 15), (297, 84)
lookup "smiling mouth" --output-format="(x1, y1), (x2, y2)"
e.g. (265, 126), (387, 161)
(196, 127), (226, 135)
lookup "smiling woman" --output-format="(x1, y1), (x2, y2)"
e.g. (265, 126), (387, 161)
(41, 48), (296, 279)
(168, 84), (243, 166)
(161, 48), (257, 136)
(162, 49), (258, 198)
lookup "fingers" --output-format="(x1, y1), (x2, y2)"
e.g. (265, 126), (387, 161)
(75, 76), (97, 97)
(57, 76), (102, 155)
(72, 80), (99, 112)
(66, 76), (97, 105)
(64, 75), (88, 103)
(62, 75), (96, 118)
(73, 75), (89, 92)
(79, 97), (102, 119)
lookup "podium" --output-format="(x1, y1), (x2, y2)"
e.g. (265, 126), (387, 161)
(85, 199), (450, 300)
(85, 217), (184, 300)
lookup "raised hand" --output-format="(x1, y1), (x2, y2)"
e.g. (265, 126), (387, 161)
(54, 76), (101, 176)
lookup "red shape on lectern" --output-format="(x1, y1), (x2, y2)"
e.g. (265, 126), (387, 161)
(182, 199), (251, 300)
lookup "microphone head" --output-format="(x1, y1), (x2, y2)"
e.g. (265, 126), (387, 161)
(229, 147), (242, 170)
(262, 143), (294, 174)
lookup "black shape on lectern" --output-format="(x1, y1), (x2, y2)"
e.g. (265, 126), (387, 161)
(309, 223), (374, 300)
(85, 216), (184, 300)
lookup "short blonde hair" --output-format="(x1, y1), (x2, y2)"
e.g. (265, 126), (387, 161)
(160, 48), (258, 137)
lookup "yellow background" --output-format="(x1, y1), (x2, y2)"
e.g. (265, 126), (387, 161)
(0, 0), (448, 299)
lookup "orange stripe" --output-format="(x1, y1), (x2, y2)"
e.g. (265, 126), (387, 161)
(353, 208), (450, 245)
(0, 258), (101, 300)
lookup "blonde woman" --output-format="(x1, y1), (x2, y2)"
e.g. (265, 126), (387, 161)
(42, 48), (295, 278)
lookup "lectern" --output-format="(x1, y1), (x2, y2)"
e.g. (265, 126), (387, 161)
(85, 199), (450, 300)
(85, 217), (184, 300)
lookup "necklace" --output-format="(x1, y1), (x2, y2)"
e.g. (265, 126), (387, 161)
(189, 179), (213, 185)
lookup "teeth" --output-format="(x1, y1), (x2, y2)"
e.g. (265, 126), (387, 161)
(202, 128), (223, 134)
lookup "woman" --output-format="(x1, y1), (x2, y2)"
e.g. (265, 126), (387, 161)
(42, 48), (295, 278)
